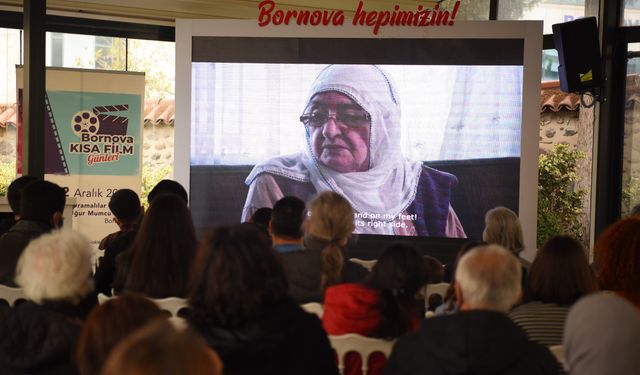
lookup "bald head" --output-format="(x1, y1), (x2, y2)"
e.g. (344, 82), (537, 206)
(455, 245), (522, 313)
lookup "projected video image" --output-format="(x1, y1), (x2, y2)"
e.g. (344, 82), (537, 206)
(190, 62), (523, 238)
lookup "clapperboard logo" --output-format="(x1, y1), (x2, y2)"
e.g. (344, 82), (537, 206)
(68, 104), (136, 166)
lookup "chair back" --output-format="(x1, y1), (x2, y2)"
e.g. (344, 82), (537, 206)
(301, 302), (324, 318)
(0, 285), (27, 307)
(549, 345), (566, 371)
(348, 258), (377, 272)
(148, 296), (189, 317)
(329, 333), (395, 375)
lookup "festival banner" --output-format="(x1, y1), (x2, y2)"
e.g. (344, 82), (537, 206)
(16, 67), (144, 249)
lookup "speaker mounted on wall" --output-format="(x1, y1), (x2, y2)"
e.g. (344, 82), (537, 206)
(552, 16), (602, 95)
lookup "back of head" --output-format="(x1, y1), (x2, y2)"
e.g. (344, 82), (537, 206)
(423, 255), (444, 283)
(307, 191), (355, 290)
(271, 196), (306, 239)
(482, 207), (524, 255)
(108, 189), (141, 223)
(125, 194), (196, 297)
(564, 293), (640, 375)
(20, 180), (66, 223)
(147, 179), (188, 206)
(76, 293), (166, 375)
(100, 320), (223, 375)
(593, 217), (640, 306)
(7, 175), (40, 215)
(15, 230), (92, 304)
(528, 235), (597, 305)
(456, 245), (522, 313)
(188, 223), (288, 328)
(249, 207), (272, 231)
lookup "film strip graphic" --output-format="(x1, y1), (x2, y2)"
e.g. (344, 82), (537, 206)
(44, 92), (69, 175)
(93, 105), (129, 135)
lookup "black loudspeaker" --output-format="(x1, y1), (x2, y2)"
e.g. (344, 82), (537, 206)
(552, 17), (602, 93)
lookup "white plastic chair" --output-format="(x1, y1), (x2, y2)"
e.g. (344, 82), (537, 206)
(349, 258), (377, 272)
(148, 296), (189, 317)
(301, 302), (324, 318)
(549, 345), (566, 371)
(0, 285), (27, 306)
(97, 293), (114, 304)
(329, 333), (395, 375)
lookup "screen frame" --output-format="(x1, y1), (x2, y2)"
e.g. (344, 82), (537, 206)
(175, 19), (543, 261)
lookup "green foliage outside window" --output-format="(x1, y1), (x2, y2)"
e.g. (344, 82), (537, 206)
(537, 144), (586, 247)
(0, 161), (16, 197)
(141, 164), (172, 208)
(622, 175), (640, 215)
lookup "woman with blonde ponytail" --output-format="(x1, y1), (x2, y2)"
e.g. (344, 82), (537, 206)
(280, 191), (368, 303)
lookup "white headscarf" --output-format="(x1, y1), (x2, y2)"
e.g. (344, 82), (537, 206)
(246, 65), (422, 226)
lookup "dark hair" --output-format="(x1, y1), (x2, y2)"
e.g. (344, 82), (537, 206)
(7, 175), (39, 214)
(528, 236), (598, 305)
(108, 189), (141, 223)
(125, 194), (197, 298)
(250, 207), (272, 229)
(147, 179), (188, 206)
(101, 320), (222, 375)
(271, 196), (306, 239)
(188, 224), (288, 328)
(424, 255), (444, 283)
(594, 217), (640, 306)
(20, 180), (66, 222)
(75, 293), (166, 375)
(366, 244), (429, 339)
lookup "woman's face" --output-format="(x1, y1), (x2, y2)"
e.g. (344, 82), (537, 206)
(305, 92), (371, 173)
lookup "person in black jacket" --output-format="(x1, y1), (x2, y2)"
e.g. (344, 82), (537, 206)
(0, 230), (97, 375)
(0, 175), (39, 236)
(186, 223), (338, 375)
(385, 245), (559, 375)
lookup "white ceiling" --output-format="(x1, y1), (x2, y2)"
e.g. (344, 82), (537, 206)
(0, 0), (439, 24)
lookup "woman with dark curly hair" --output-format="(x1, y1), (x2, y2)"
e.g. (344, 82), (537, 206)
(593, 217), (640, 307)
(186, 223), (338, 375)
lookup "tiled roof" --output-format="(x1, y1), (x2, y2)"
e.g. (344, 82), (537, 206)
(0, 98), (175, 129)
(540, 81), (580, 112)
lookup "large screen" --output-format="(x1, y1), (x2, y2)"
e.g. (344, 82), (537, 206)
(176, 21), (541, 257)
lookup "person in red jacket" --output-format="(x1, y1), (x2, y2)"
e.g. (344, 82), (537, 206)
(322, 244), (430, 375)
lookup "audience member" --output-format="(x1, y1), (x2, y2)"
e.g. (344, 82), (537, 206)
(0, 230), (96, 375)
(114, 194), (196, 298)
(270, 196), (306, 253)
(75, 293), (167, 375)
(323, 244), (429, 375)
(101, 320), (222, 375)
(147, 179), (188, 206)
(385, 245), (558, 375)
(186, 223), (338, 375)
(94, 189), (142, 295)
(483, 206), (529, 268)
(0, 175), (39, 235)
(593, 217), (640, 307)
(436, 240), (487, 315)
(0, 180), (66, 286)
(249, 207), (273, 234)
(280, 191), (368, 303)
(564, 292), (640, 375)
(423, 255), (445, 312)
(509, 235), (598, 346)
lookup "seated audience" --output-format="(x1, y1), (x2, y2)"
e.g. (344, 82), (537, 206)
(0, 230), (96, 375)
(270, 196), (306, 253)
(323, 244), (429, 375)
(423, 255), (445, 312)
(75, 293), (167, 375)
(509, 235), (598, 346)
(0, 175), (39, 236)
(385, 245), (558, 375)
(147, 179), (188, 206)
(281, 191), (368, 303)
(101, 320), (222, 375)
(564, 292), (640, 375)
(249, 206), (273, 235)
(186, 224), (338, 375)
(483, 206), (530, 268)
(94, 189), (142, 295)
(593, 217), (640, 307)
(114, 194), (196, 297)
(436, 240), (487, 315)
(0, 180), (66, 286)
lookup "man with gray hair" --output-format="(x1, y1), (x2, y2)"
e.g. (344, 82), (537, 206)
(385, 245), (558, 375)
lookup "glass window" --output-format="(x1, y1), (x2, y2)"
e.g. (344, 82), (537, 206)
(45, 32), (125, 70)
(0, 28), (22, 104)
(622, 42), (640, 215)
(542, 49), (559, 82)
(127, 39), (175, 99)
(439, 0), (490, 20)
(498, 0), (592, 34)
(624, 0), (640, 26)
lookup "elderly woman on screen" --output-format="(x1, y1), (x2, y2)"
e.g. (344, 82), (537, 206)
(242, 64), (465, 237)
